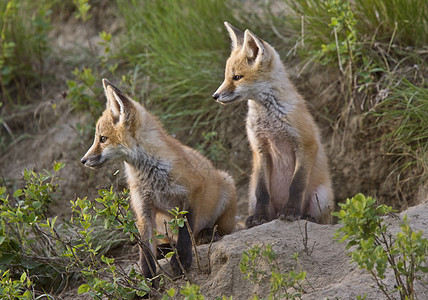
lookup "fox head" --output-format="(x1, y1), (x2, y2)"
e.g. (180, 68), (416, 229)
(81, 79), (141, 169)
(212, 22), (282, 104)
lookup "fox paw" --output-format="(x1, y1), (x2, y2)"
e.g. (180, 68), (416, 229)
(278, 207), (301, 221)
(196, 227), (220, 245)
(170, 251), (192, 277)
(246, 214), (269, 228)
(301, 214), (317, 223)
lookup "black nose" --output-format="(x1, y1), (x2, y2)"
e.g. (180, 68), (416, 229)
(80, 157), (86, 164)
(212, 93), (219, 100)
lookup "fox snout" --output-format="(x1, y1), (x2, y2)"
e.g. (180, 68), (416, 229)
(80, 152), (103, 169)
(212, 83), (241, 104)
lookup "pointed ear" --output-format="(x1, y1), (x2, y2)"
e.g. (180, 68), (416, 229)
(102, 78), (133, 124)
(224, 22), (244, 50)
(243, 29), (267, 64)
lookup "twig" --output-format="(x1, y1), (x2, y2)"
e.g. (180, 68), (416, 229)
(207, 225), (218, 274)
(381, 230), (407, 299)
(2, 121), (14, 139)
(163, 220), (190, 283)
(298, 220), (316, 256)
(369, 269), (393, 300)
(333, 26), (344, 74)
(184, 217), (202, 272)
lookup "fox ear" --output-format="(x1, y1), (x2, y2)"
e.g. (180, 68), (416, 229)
(102, 78), (133, 124)
(224, 22), (244, 50)
(243, 30), (267, 64)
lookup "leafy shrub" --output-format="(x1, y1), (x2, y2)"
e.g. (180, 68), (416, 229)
(334, 193), (428, 300)
(0, 164), (138, 297)
(0, 270), (34, 299)
(67, 67), (103, 118)
(240, 244), (306, 299)
(1, 162), (212, 298)
(0, 162), (66, 292)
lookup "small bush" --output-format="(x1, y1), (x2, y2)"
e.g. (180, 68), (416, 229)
(240, 244), (306, 299)
(0, 270), (35, 299)
(334, 193), (428, 300)
(0, 163), (136, 297)
(0, 162), (66, 292)
(1, 165), (212, 298)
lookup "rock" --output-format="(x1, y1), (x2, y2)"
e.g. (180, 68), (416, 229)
(173, 202), (428, 299)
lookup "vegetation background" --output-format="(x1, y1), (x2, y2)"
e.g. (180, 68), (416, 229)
(0, 0), (427, 298)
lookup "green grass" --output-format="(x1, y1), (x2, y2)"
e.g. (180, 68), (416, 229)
(114, 0), (255, 139)
(282, 0), (428, 59)
(354, 0), (428, 47)
(275, 0), (428, 198)
(0, 0), (53, 106)
(373, 80), (428, 188)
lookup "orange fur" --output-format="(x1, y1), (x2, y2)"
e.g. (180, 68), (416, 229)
(82, 79), (237, 278)
(213, 23), (333, 226)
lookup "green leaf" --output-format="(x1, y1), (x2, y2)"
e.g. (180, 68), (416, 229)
(78, 284), (90, 294)
(53, 162), (65, 172)
(165, 251), (174, 258)
(166, 288), (176, 297)
(32, 201), (42, 210)
(13, 189), (23, 198)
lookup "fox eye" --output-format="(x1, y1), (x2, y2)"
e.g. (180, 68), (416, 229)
(100, 136), (108, 143)
(233, 75), (243, 81)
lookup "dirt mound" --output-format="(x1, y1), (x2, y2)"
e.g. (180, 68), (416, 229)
(165, 202), (428, 299)
(59, 202), (428, 299)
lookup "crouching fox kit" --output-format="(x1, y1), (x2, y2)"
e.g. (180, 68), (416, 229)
(81, 79), (237, 279)
(213, 22), (333, 227)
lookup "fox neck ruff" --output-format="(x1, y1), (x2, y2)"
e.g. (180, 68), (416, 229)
(250, 91), (293, 122)
(127, 146), (186, 193)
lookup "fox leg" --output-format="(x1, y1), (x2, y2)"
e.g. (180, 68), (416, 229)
(170, 210), (193, 276)
(303, 183), (334, 224)
(196, 200), (235, 245)
(278, 166), (306, 220)
(217, 173), (237, 234)
(196, 227), (220, 245)
(246, 150), (271, 228)
(136, 214), (157, 279)
(279, 144), (317, 221)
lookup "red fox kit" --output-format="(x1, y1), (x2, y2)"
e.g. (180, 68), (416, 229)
(213, 23), (333, 227)
(81, 79), (237, 279)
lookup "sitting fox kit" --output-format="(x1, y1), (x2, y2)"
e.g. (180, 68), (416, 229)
(213, 22), (333, 226)
(81, 79), (237, 279)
